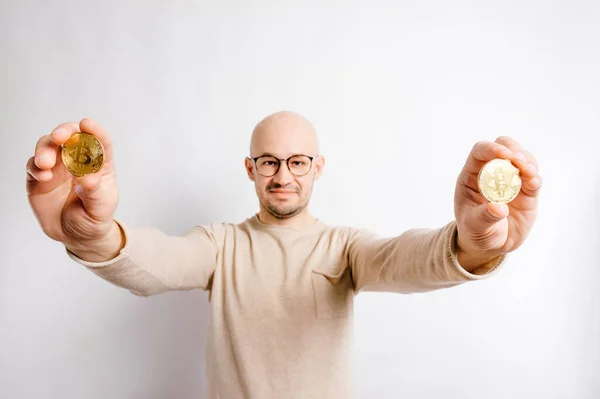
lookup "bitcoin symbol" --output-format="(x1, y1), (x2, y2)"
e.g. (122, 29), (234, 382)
(61, 133), (104, 177)
(478, 159), (522, 204)
(490, 167), (507, 197)
(69, 143), (92, 166)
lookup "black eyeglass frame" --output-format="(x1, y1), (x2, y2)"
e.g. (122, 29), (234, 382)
(251, 155), (316, 177)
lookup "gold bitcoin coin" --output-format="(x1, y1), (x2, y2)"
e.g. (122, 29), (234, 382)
(477, 158), (522, 204)
(61, 132), (104, 177)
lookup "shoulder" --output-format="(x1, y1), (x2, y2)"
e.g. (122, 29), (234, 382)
(188, 220), (242, 246)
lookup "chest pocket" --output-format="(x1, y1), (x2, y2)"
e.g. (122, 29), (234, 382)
(310, 265), (354, 319)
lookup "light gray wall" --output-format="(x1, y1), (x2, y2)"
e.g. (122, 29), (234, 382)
(1, 0), (599, 398)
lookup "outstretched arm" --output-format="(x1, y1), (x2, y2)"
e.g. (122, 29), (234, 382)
(67, 220), (224, 297)
(348, 221), (503, 294)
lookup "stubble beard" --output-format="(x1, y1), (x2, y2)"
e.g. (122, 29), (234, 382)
(262, 189), (310, 220)
(264, 200), (306, 219)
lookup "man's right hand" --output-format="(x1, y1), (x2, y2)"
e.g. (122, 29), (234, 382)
(26, 118), (124, 262)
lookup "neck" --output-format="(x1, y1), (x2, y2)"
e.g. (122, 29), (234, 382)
(256, 206), (317, 229)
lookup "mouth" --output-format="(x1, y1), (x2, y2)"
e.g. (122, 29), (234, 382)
(269, 189), (297, 198)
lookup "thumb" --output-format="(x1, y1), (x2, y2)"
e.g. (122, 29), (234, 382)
(473, 202), (509, 229)
(74, 173), (105, 216)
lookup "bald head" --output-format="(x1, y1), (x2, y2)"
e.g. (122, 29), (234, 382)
(245, 110), (325, 223)
(250, 111), (319, 157)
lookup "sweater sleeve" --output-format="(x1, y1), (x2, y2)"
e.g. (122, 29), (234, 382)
(65, 219), (224, 297)
(347, 220), (505, 294)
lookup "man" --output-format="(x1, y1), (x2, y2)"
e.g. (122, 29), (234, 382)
(26, 111), (542, 398)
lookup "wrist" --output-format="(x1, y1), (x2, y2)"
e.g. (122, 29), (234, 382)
(66, 220), (125, 262)
(455, 235), (501, 273)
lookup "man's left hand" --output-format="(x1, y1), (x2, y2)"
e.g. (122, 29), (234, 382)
(454, 136), (543, 272)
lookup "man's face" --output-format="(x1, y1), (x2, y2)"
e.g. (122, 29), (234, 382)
(245, 112), (324, 219)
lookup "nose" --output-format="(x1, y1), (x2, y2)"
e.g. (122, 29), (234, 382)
(272, 160), (294, 185)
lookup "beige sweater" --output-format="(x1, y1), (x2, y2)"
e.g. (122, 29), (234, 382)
(66, 215), (504, 399)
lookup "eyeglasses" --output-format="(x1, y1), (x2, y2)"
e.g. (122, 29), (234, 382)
(252, 155), (315, 177)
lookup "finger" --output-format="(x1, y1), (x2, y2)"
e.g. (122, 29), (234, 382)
(464, 141), (513, 174)
(506, 152), (537, 179)
(34, 136), (60, 170)
(495, 135), (539, 179)
(79, 118), (114, 163)
(74, 173), (105, 215)
(35, 121), (79, 171)
(475, 202), (509, 229)
(26, 156), (53, 182)
(471, 141), (512, 162)
(495, 136), (539, 168)
(49, 121), (80, 146)
(520, 174), (543, 198)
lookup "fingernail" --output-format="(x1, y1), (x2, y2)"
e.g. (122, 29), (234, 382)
(527, 164), (537, 175)
(515, 152), (527, 162)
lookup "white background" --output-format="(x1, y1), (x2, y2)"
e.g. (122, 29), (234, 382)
(1, 0), (599, 398)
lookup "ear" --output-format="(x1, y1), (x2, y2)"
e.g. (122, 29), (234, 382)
(313, 155), (326, 181)
(245, 157), (256, 181)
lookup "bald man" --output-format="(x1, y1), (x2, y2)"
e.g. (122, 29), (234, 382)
(246, 111), (323, 225)
(26, 112), (542, 399)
